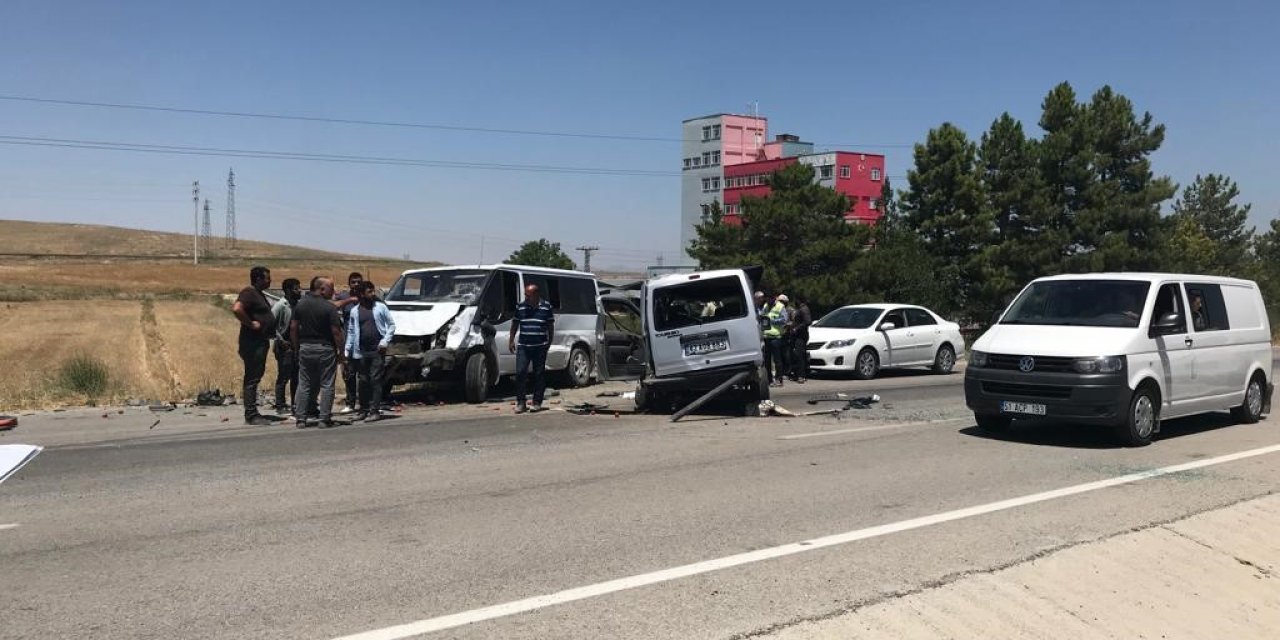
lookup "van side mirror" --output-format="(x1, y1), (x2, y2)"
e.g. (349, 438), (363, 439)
(1152, 312), (1182, 334)
(879, 322), (897, 332)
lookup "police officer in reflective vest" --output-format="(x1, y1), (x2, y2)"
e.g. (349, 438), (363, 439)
(754, 291), (789, 387)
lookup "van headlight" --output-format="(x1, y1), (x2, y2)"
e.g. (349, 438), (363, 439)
(1073, 356), (1126, 374)
(826, 339), (858, 349)
(970, 351), (989, 368)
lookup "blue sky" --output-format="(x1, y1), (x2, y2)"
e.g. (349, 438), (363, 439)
(0, 0), (1275, 270)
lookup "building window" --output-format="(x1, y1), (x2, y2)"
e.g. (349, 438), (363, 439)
(702, 126), (712, 141)
(870, 168), (882, 181)
(692, 157), (701, 167)
(700, 204), (711, 220)
(683, 158), (692, 170)
(711, 176), (721, 190)
(869, 198), (878, 211)
(711, 151), (720, 165)
(820, 165), (833, 179)
(712, 124), (721, 140)
(840, 165), (851, 178)
(702, 151), (711, 165)
(725, 203), (736, 215)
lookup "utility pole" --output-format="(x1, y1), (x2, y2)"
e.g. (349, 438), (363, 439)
(192, 180), (200, 265)
(201, 199), (212, 257)
(575, 245), (599, 272)
(225, 168), (237, 249)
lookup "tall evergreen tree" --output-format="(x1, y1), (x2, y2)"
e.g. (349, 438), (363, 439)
(1038, 83), (1175, 272)
(1170, 173), (1253, 274)
(901, 122), (992, 316)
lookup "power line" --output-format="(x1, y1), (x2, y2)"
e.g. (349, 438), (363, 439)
(0, 94), (914, 149)
(0, 134), (679, 177)
(575, 245), (599, 272)
(226, 168), (237, 249)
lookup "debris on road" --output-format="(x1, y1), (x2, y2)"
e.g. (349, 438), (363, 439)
(196, 390), (225, 406)
(567, 403), (610, 415)
(0, 444), (43, 484)
(0, 415), (18, 431)
(806, 393), (881, 410)
(148, 403), (176, 412)
(148, 420), (161, 430)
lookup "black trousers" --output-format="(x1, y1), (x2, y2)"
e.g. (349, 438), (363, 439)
(273, 341), (298, 409)
(238, 336), (270, 419)
(763, 338), (784, 384)
(356, 351), (387, 414)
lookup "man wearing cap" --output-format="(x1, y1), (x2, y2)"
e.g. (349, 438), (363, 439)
(754, 291), (789, 388)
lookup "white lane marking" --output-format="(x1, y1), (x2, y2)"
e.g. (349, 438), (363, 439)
(331, 442), (1280, 640)
(778, 418), (969, 440)
(0, 524), (18, 531)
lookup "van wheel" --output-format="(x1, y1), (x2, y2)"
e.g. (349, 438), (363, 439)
(463, 353), (489, 404)
(1117, 385), (1159, 447)
(854, 348), (880, 380)
(932, 345), (956, 374)
(975, 413), (1011, 433)
(1231, 374), (1266, 424)
(560, 346), (592, 388)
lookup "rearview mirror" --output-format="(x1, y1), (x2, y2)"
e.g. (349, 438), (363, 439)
(879, 322), (897, 332)
(1153, 312), (1182, 333)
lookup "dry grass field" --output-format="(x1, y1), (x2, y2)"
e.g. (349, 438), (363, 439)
(1, 219), (362, 260)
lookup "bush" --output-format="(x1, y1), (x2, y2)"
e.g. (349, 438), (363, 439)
(58, 354), (110, 399)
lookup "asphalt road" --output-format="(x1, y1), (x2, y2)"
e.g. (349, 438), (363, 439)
(3, 366), (1279, 639)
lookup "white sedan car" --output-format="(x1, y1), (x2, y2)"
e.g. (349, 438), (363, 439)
(806, 304), (965, 379)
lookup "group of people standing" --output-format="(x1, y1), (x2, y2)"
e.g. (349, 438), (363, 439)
(754, 291), (812, 387)
(233, 268), (396, 428)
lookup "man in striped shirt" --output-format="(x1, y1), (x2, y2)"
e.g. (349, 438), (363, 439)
(508, 283), (555, 414)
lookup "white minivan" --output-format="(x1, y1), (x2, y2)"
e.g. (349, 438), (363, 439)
(965, 273), (1273, 446)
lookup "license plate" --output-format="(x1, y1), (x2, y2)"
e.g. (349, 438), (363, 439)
(684, 340), (728, 356)
(1001, 401), (1046, 416)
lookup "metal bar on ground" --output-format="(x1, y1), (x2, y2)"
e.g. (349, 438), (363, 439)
(669, 371), (749, 423)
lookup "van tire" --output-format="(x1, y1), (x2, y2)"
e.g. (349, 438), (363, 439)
(463, 352), (489, 404)
(932, 344), (956, 374)
(975, 413), (1011, 433)
(560, 345), (592, 388)
(854, 348), (880, 380)
(1117, 384), (1159, 447)
(1231, 374), (1266, 424)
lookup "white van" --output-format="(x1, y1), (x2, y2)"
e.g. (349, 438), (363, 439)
(966, 273), (1274, 446)
(598, 268), (768, 415)
(382, 264), (609, 403)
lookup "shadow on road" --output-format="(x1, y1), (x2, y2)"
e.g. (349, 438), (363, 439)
(808, 368), (940, 382)
(958, 412), (1249, 449)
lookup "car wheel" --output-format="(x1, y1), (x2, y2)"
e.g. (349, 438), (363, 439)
(975, 413), (1011, 432)
(932, 344), (956, 374)
(560, 345), (592, 388)
(1231, 374), (1266, 424)
(1116, 385), (1159, 447)
(853, 348), (880, 380)
(463, 352), (489, 404)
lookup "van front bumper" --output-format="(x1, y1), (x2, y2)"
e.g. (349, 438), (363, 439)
(964, 368), (1132, 425)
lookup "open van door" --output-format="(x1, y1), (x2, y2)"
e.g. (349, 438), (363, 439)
(596, 294), (647, 381)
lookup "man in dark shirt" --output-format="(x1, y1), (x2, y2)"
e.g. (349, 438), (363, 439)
(345, 281), (396, 422)
(333, 272), (364, 415)
(508, 284), (555, 413)
(232, 266), (275, 425)
(789, 297), (812, 383)
(290, 276), (346, 428)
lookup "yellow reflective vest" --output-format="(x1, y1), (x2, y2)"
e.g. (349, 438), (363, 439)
(761, 301), (787, 339)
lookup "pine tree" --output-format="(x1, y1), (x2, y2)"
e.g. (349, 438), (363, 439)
(1170, 173), (1253, 274)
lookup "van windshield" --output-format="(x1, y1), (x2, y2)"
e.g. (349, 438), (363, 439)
(387, 269), (490, 305)
(1001, 280), (1150, 328)
(813, 307), (883, 329)
(652, 276), (747, 331)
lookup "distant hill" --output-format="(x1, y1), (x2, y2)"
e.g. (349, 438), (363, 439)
(0, 219), (398, 262)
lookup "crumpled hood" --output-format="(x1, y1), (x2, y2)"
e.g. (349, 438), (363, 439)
(387, 302), (465, 337)
(974, 324), (1136, 357)
(808, 326), (873, 345)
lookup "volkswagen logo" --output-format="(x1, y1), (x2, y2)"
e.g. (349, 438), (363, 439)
(1018, 356), (1036, 373)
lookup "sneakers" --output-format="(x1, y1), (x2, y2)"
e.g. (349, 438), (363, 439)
(352, 412), (368, 422)
(246, 415), (273, 426)
(531, 403), (544, 413)
(275, 405), (292, 416)
(338, 406), (356, 415)
(295, 419), (311, 429)
(364, 413), (383, 423)
(515, 404), (529, 414)
(318, 419), (340, 429)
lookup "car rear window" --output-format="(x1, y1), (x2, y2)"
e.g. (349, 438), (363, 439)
(652, 276), (747, 331)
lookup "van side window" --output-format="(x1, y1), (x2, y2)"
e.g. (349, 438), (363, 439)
(559, 277), (598, 314)
(1152, 283), (1186, 334)
(1184, 284), (1230, 332)
(522, 275), (562, 310)
(480, 270), (520, 323)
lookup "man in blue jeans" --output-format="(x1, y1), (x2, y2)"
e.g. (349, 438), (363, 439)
(508, 283), (555, 414)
